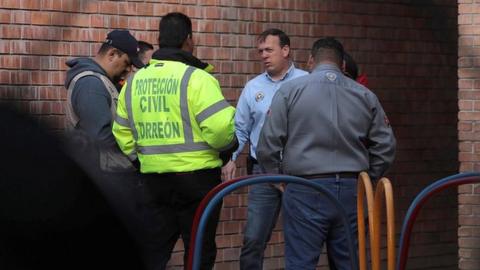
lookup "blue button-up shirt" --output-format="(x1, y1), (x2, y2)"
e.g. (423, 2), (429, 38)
(232, 64), (308, 160)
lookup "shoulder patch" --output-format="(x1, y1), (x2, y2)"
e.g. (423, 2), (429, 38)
(326, 72), (337, 81)
(255, 91), (265, 102)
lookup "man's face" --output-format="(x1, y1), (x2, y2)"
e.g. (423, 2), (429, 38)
(257, 35), (290, 76)
(111, 50), (132, 83)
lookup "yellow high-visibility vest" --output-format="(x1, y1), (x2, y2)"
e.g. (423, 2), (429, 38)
(113, 59), (236, 174)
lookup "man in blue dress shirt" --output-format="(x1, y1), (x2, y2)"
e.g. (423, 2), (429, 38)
(221, 28), (307, 270)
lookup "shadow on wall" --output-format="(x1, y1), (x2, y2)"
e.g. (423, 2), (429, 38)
(0, 105), (143, 270)
(1, 0), (111, 129)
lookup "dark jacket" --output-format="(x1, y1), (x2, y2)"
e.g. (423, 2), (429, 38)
(65, 58), (116, 147)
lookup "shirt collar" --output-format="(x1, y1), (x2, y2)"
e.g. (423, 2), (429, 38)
(264, 63), (296, 82)
(312, 63), (342, 74)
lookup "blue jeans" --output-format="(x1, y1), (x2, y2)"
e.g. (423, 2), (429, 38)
(283, 177), (358, 270)
(240, 164), (282, 270)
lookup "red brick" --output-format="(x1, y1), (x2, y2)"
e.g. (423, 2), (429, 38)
(460, 142), (474, 152)
(460, 100), (475, 111)
(1, 0), (20, 8)
(460, 79), (474, 89)
(459, 259), (480, 270)
(459, 14), (473, 24)
(62, 0), (80, 13)
(0, 2), (466, 269)
(0, 10), (11, 23)
(31, 11), (51, 25)
(99, 1), (118, 14)
(20, 0), (40, 9)
(80, 1), (98, 13)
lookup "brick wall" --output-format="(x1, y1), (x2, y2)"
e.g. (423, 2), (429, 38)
(0, 0), (459, 269)
(458, 0), (480, 269)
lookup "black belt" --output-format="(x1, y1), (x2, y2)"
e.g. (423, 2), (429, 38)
(171, 168), (219, 176)
(300, 172), (359, 179)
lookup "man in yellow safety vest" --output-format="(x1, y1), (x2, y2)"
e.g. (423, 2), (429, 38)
(113, 12), (237, 270)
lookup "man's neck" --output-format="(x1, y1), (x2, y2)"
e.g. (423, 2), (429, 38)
(93, 56), (113, 81)
(317, 60), (341, 69)
(267, 61), (291, 81)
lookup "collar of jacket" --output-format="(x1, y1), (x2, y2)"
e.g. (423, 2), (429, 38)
(312, 63), (342, 74)
(151, 48), (214, 73)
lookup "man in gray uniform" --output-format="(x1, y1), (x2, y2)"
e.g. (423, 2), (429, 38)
(256, 37), (396, 269)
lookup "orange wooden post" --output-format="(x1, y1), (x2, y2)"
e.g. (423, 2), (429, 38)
(373, 178), (396, 270)
(357, 172), (376, 270)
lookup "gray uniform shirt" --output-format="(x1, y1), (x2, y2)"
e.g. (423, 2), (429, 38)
(256, 63), (396, 180)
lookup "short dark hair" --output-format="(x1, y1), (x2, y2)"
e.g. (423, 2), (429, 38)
(343, 52), (358, 80)
(138, 41), (153, 53)
(158, 12), (192, 49)
(257, 28), (290, 48)
(310, 37), (344, 64)
(98, 43), (124, 56)
(138, 41), (153, 62)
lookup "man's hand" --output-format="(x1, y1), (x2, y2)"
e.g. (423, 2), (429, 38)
(221, 160), (236, 181)
(271, 183), (285, 192)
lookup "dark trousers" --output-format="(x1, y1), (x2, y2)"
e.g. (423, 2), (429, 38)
(62, 138), (150, 269)
(240, 163), (282, 270)
(283, 177), (358, 270)
(141, 168), (222, 270)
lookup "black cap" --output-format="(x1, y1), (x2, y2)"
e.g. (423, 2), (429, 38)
(105, 30), (144, 68)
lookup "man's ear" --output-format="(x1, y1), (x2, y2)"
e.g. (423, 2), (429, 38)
(182, 34), (194, 53)
(106, 48), (118, 62)
(307, 55), (315, 72)
(282, 45), (290, 58)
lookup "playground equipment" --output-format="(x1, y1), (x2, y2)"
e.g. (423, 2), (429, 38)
(186, 175), (359, 270)
(357, 172), (395, 270)
(396, 172), (480, 270)
(187, 172), (480, 270)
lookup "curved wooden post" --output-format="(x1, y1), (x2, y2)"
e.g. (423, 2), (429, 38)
(188, 175), (359, 270)
(357, 172), (376, 270)
(373, 177), (396, 270)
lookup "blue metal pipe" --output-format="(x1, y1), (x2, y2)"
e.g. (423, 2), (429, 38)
(396, 172), (480, 270)
(191, 175), (359, 270)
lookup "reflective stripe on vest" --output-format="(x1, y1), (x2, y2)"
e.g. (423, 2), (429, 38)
(66, 71), (118, 129)
(180, 66), (196, 143)
(195, 99), (231, 124)
(115, 114), (130, 127)
(125, 66), (211, 155)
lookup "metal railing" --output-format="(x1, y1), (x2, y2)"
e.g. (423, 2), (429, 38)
(186, 174), (359, 270)
(396, 172), (480, 270)
(186, 171), (480, 270)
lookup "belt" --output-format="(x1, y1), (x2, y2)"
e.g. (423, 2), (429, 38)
(171, 168), (219, 176)
(300, 172), (359, 179)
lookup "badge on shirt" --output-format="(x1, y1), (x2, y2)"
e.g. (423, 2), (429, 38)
(255, 91), (265, 102)
(326, 72), (337, 81)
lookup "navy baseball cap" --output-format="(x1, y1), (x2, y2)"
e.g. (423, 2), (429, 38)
(105, 30), (144, 68)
